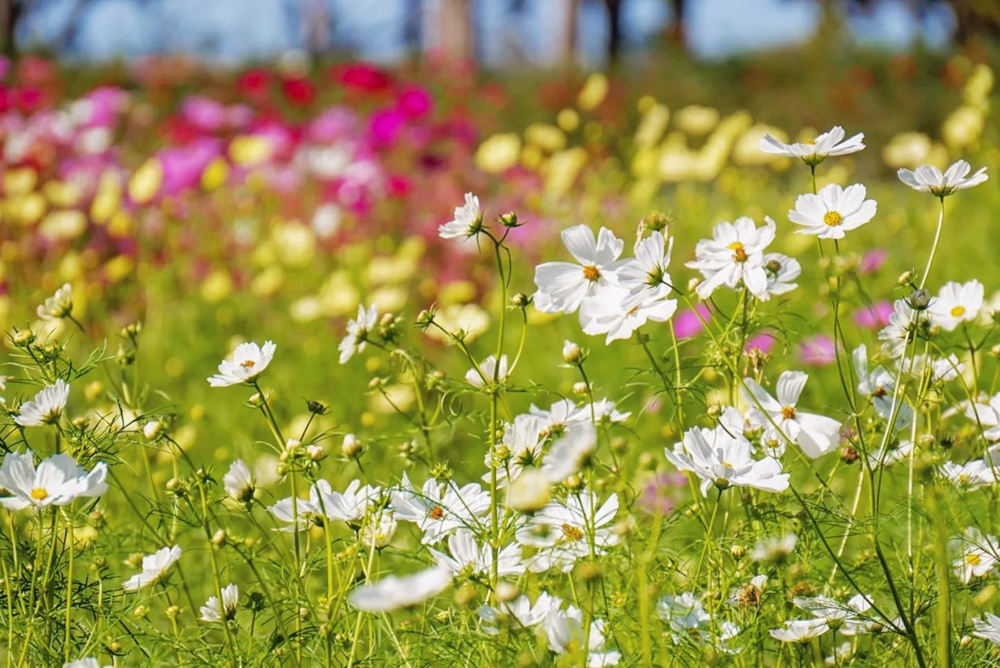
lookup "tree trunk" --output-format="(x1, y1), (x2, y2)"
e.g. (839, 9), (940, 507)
(404, 0), (422, 55)
(438, 0), (474, 63)
(556, 0), (579, 65)
(0, 0), (21, 58)
(605, 0), (623, 66)
(667, 0), (687, 50)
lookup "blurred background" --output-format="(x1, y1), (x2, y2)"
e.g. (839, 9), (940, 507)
(0, 0), (996, 442)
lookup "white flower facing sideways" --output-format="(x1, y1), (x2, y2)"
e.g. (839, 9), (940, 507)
(541, 422), (597, 483)
(897, 159), (988, 197)
(429, 529), (523, 577)
(579, 284), (677, 344)
(879, 298), (919, 359)
(38, 282), (74, 320)
(207, 340), (276, 387)
(929, 279), (984, 332)
(200, 583), (239, 623)
(788, 183), (877, 239)
(438, 192), (483, 241)
(686, 216), (776, 300)
(338, 303), (379, 364)
(763, 252), (801, 296)
(0, 450), (108, 510)
(533, 225), (628, 319)
(223, 459), (255, 503)
(123, 546), (182, 591)
(14, 378), (70, 427)
(759, 125), (864, 165)
(348, 564), (452, 612)
(465, 354), (508, 387)
(542, 602), (620, 666)
(973, 612), (1000, 647)
(665, 423), (789, 495)
(770, 618), (830, 643)
(743, 371), (842, 459)
(952, 528), (999, 584)
(479, 592), (559, 634)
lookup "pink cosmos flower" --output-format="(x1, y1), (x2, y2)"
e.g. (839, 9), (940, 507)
(859, 248), (887, 275)
(639, 472), (687, 516)
(798, 335), (837, 366)
(674, 304), (712, 338)
(745, 332), (777, 354)
(853, 301), (893, 330)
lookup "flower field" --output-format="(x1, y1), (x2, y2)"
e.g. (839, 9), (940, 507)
(2, 47), (1000, 667)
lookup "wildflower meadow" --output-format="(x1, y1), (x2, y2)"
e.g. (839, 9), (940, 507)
(1, 29), (1000, 668)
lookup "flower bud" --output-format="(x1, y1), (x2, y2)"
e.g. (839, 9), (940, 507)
(562, 341), (582, 364)
(896, 270), (914, 286)
(906, 289), (931, 310)
(730, 544), (746, 559)
(498, 211), (520, 228)
(249, 392), (265, 407)
(211, 529), (226, 547)
(143, 421), (163, 441)
(495, 582), (520, 602)
(307, 444), (326, 461)
(12, 330), (35, 346)
(307, 400), (327, 415)
(510, 293), (530, 308)
(573, 381), (589, 396)
(166, 605), (181, 619)
(133, 605), (149, 619)
(342, 433), (363, 458)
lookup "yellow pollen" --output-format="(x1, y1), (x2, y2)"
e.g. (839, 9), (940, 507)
(429, 506), (445, 520)
(30, 488), (48, 501)
(781, 406), (796, 420)
(561, 523), (584, 541)
(721, 462), (734, 469)
(950, 306), (966, 318)
(805, 139), (817, 145)
(582, 265), (601, 281)
(966, 553), (982, 566)
(823, 211), (843, 226)
(240, 359), (256, 369)
(727, 241), (748, 263)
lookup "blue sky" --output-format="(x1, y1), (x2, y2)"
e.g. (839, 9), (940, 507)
(18, 0), (954, 64)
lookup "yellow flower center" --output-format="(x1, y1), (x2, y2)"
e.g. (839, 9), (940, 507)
(561, 523), (584, 541)
(966, 553), (981, 566)
(429, 506), (445, 520)
(240, 359), (256, 369)
(823, 211), (843, 227)
(805, 139), (817, 145)
(582, 265), (601, 281)
(782, 406), (796, 420)
(30, 488), (48, 501)
(950, 306), (966, 318)
(721, 462), (734, 469)
(728, 241), (748, 263)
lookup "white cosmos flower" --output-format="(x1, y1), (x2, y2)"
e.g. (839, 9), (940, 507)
(542, 604), (616, 662)
(348, 564), (452, 612)
(391, 473), (491, 544)
(928, 279), (984, 331)
(123, 545), (182, 591)
(897, 160), (988, 197)
(617, 230), (674, 297)
(15, 379), (70, 427)
(38, 283), (74, 320)
(853, 344), (911, 428)
(793, 594), (875, 636)
(429, 530), (523, 577)
(952, 528), (1000, 584)
(743, 371), (842, 459)
(899, 353), (962, 383)
(223, 459), (255, 503)
(541, 423), (597, 483)
(879, 298), (920, 359)
(788, 183), (877, 239)
(533, 225), (628, 318)
(751, 533), (797, 562)
(339, 304), (379, 364)
(359, 511), (397, 548)
(770, 618), (830, 643)
(517, 492), (619, 573)
(486, 414), (546, 487)
(759, 125), (865, 165)
(0, 450), (107, 510)
(63, 660), (109, 668)
(665, 425), (789, 495)
(207, 341), (276, 387)
(438, 192), (483, 241)
(200, 583), (239, 622)
(465, 354), (508, 387)
(580, 284), (677, 344)
(656, 592), (741, 649)
(530, 398), (590, 436)
(729, 574), (768, 607)
(315, 479), (381, 523)
(973, 612), (1000, 646)
(686, 216), (776, 300)
(938, 460), (994, 489)
(968, 392), (1000, 441)
(589, 398), (631, 424)
(763, 252), (801, 296)
(479, 592), (559, 634)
